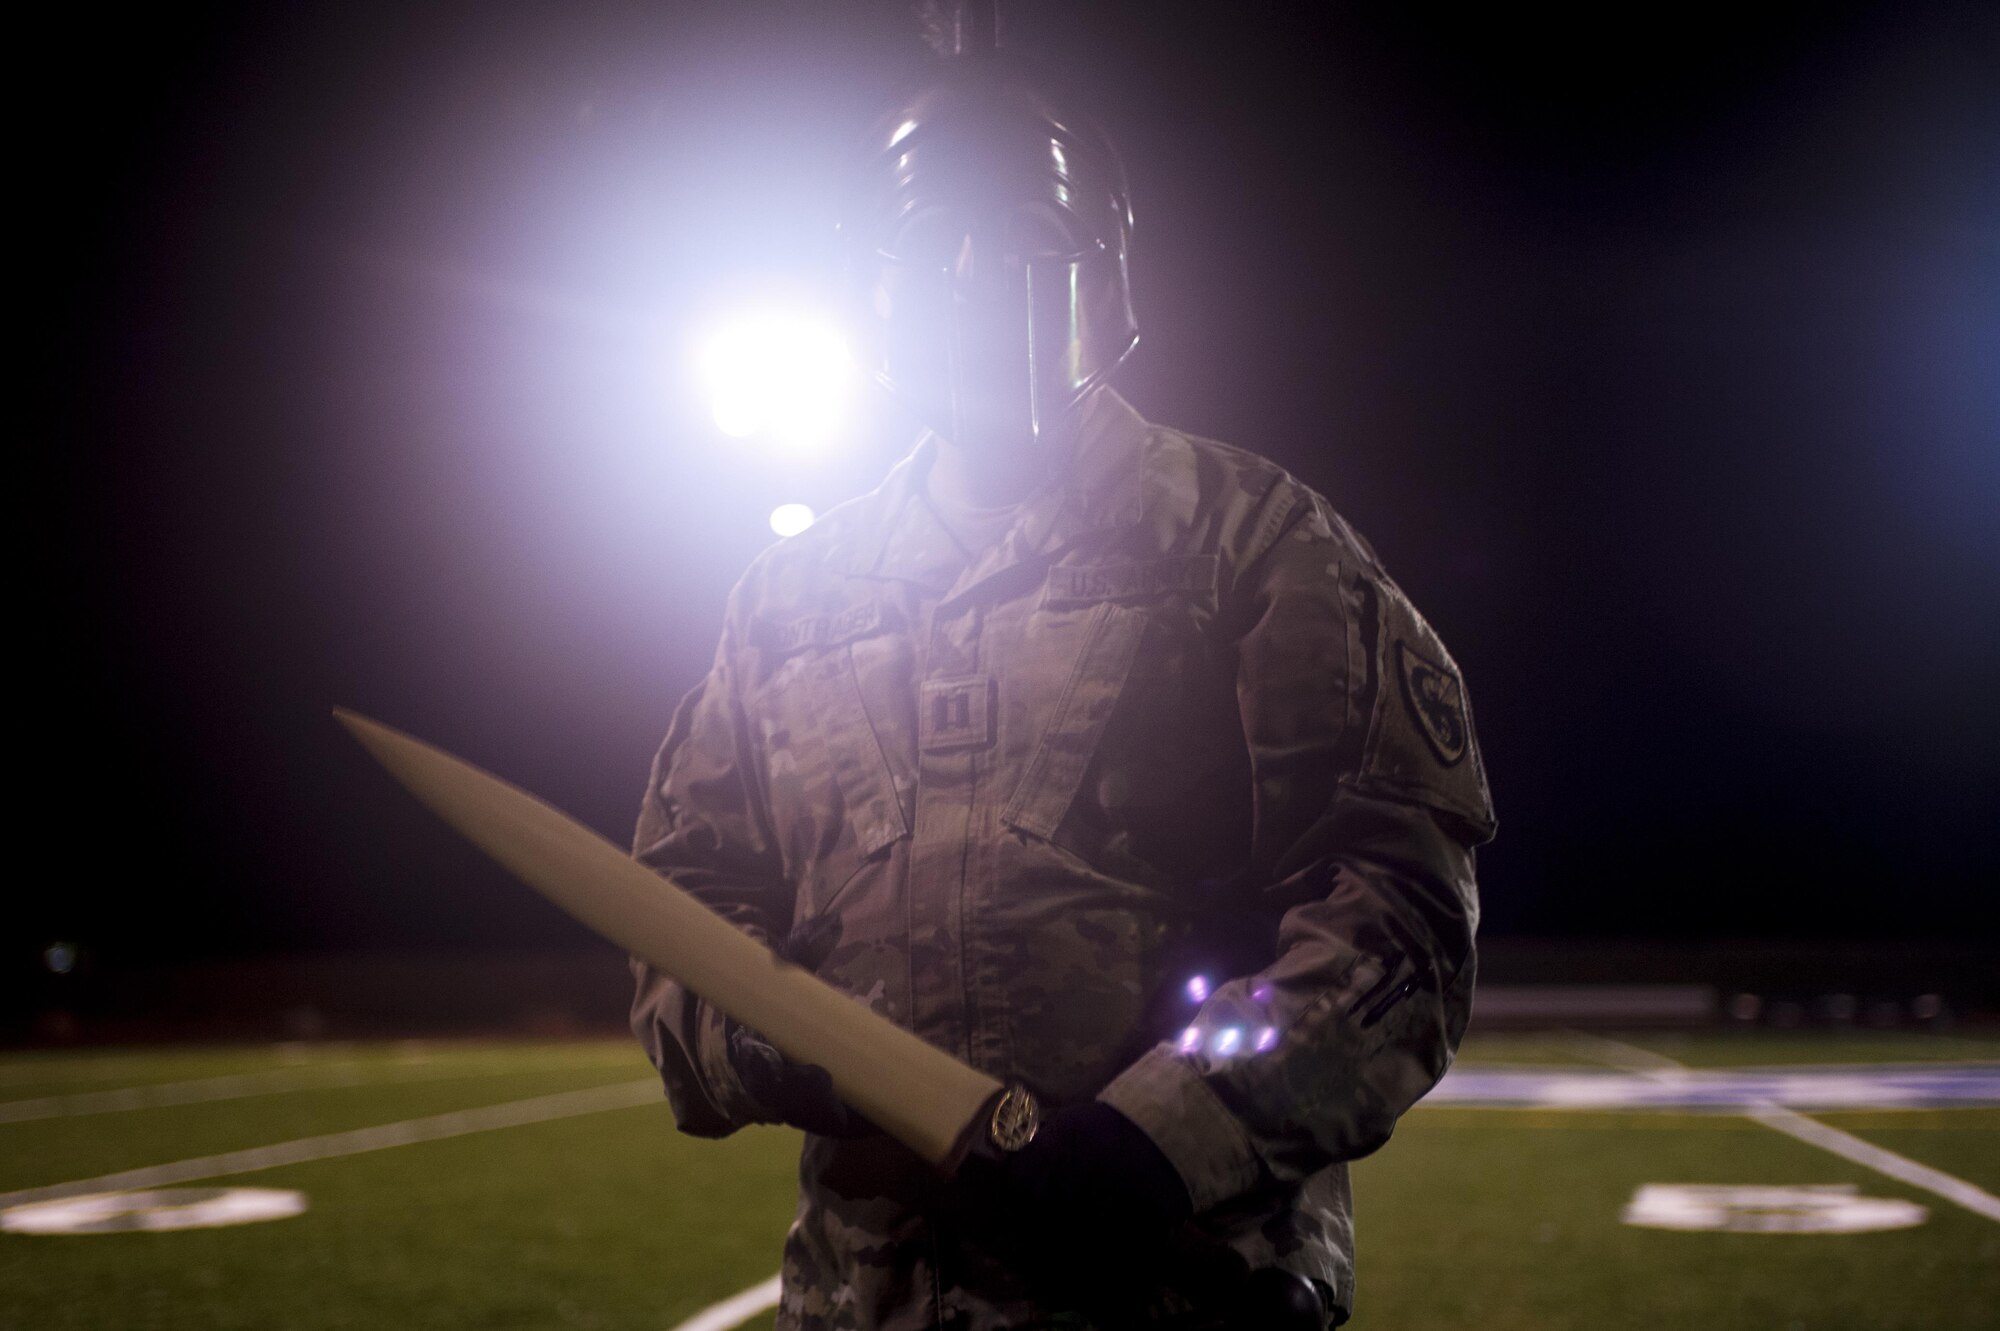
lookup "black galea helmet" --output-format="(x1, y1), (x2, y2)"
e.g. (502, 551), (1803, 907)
(841, 45), (1138, 456)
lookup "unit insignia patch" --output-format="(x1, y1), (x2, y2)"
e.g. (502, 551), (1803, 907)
(1396, 641), (1468, 767)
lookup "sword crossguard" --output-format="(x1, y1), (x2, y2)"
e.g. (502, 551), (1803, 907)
(985, 1082), (1041, 1152)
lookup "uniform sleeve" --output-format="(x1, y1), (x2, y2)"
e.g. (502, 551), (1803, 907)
(628, 603), (794, 1137)
(1099, 491), (1495, 1212)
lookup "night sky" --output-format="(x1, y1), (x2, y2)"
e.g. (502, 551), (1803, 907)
(37, 2), (1998, 970)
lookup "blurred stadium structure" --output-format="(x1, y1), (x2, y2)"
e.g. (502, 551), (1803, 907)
(10, 940), (1996, 1045)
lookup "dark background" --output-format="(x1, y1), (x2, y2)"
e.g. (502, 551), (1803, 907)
(31, 2), (1999, 990)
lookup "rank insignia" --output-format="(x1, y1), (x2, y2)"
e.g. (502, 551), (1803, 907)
(1397, 641), (1468, 767)
(921, 674), (996, 752)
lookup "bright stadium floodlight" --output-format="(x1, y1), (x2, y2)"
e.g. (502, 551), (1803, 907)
(769, 503), (816, 538)
(698, 311), (855, 451)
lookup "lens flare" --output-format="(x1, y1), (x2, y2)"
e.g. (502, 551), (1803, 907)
(1177, 1026), (1202, 1054)
(1185, 974), (1211, 1003)
(698, 313), (854, 450)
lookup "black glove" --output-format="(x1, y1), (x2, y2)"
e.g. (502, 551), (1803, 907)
(948, 1099), (1194, 1310)
(1229, 1268), (1332, 1331)
(724, 914), (877, 1138)
(947, 1101), (1330, 1330)
(726, 1021), (876, 1137)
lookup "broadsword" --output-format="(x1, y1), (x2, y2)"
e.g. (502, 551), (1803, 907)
(334, 708), (1030, 1169)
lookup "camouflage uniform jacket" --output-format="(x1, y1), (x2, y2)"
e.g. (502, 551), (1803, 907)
(630, 389), (1495, 1329)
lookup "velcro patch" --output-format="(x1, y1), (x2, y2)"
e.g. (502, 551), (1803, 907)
(1396, 641), (1468, 767)
(762, 601), (887, 657)
(920, 674), (996, 752)
(1043, 555), (1218, 608)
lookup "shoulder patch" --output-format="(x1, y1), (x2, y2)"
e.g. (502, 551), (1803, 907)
(1396, 641), (1468, 767)
(1353, 578), (1496, 840)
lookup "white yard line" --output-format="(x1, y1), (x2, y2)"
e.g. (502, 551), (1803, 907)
(0, 1051), (639, 1125)
(1739, 1102), (2000, 1222)
(1572, 1034), (2000, 1224)
(0, 1067), (371, 1124)
(667, 1275), (783, 1331)
(0, 1078), (660, 1209)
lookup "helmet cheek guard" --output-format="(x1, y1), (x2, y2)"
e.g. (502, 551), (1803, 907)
(1029, 237), (1139, 421)
(843, 59), (1139, 454)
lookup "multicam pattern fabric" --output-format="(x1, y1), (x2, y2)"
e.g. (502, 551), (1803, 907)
(630, 389), (1495, 1329)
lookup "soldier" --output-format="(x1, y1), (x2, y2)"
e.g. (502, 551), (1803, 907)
(629, 34), (1494, 1331)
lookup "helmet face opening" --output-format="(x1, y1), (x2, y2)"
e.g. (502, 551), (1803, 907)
(843, 59), (1138, 454)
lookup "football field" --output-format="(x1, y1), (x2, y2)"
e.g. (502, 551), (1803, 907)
(3, 1031), (1995, 1330)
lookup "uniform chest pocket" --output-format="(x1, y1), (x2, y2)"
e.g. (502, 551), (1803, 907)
(753, 605), (912, 870)
(794, 647), (910, 858)
(1003, 555), (1220, 841)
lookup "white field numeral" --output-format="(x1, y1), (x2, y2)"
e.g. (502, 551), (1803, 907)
(1621, 1183), (1927, 1234)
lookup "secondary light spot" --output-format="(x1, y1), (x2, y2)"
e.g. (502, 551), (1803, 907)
(43, 943), (76, 975)
(1185, 975), (1210, 1003)
(769, 503), (816, 538)
(1255, 1025), (1279, 1052)
(1177, 1026), (1202, 1054)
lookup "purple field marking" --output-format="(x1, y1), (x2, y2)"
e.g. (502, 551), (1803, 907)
(1425, 1063), (2000, 1111)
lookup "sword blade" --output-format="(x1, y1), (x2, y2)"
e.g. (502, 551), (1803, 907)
(334, 707), (1001, 1167)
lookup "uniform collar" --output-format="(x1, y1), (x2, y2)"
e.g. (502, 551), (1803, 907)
(831, 387), (1150, 594)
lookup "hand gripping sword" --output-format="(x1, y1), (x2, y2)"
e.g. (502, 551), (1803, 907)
(334, 708), (1035, 1169)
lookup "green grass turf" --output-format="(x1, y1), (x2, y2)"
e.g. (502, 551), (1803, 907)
(0, 1058), (659, 1194)
(0, 1040), (644, 1102)
(0, 1045), (350, 1100)
(3, 1036), (1996, 1330)
(1, 1042), (799, 1331)
(1353, 1106), (2000, 1331)
(1821, 1107), (2000, 1195)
